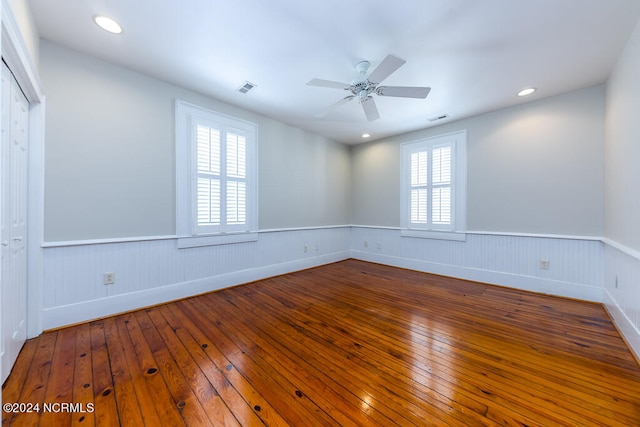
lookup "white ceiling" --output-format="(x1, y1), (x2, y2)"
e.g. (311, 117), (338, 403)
(27, 0), (640, 144)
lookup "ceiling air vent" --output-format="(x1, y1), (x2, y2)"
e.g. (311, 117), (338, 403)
(238, 81), (257, 94)
(428, 114), (449, 122)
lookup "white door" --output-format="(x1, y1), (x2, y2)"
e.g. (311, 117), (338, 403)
(1, 62), (29, 384)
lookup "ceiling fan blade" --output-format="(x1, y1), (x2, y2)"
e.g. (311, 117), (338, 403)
(367, 54), (406, 84)
(315, 95), (355, 117)
(306, 78), (351, 90)
(376, 86), (431, 99)
(361, 96), (380, 121)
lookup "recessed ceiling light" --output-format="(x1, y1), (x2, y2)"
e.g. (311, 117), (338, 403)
(362, 133), (371, 138)
(94, 16), (123, 34)
(517, 87), (536, 97)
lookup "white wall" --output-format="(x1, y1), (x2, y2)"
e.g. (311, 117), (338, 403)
(351, 85), (605, 237)
(605, 21), (640, 252)
(258, 124), (351, 229)
(37, 40), (353, 329)
(604, 17), (640, 358)
(349, 86), (606, 306)
(40, 41), (351, 242)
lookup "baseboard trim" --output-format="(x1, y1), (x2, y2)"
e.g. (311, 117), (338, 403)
(42, 250), (350, 330)
(603, 288), (640, 362)
(351, 250), (603, 302)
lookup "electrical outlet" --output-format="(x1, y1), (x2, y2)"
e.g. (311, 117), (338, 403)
(363, 240), (368, 248)
(303, 244), (308, 253)
(104, 272), (115, 285)
(539, 260), (550, 270)
(376, 242), (382, 250)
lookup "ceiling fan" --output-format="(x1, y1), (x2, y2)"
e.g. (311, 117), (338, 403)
(306, 54), (431, 121)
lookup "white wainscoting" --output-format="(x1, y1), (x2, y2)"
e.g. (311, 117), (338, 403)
(350, 226), (604, 302)
(603, 240), (640, 359)
(42, 226), (608, 330)
(42, 227), (350, 329)
(39, 225), (640, 361)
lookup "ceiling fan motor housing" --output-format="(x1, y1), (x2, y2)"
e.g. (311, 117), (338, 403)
(355, 60), (370, 75)
(352, 81), (375, 99)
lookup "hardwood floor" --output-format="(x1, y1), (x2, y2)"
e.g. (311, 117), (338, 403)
(3, 259), (640, 426)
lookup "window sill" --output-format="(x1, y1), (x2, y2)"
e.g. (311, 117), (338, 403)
(177, 232), (258, 249)
(400, 229), (467, 242)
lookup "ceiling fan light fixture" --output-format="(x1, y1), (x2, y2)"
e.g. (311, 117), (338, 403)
(94, 16), (122, 34)
(517, 87), (536, 97)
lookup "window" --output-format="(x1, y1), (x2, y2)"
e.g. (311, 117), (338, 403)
(176, 100), (257, 247)
(400, 130), (467, 240)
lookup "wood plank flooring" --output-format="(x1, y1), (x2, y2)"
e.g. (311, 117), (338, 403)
(3, 259), (640, 426)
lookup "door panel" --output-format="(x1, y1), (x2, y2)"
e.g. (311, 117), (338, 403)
(1, 62), (29, 383)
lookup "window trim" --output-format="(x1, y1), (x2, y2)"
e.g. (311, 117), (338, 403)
(176, 100), (258, 247)
(400, 130), (467, 241)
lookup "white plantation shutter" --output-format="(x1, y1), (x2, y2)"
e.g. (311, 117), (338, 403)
(226, 132), (245, 178)
(197, 178), (220, 225)
(410, 151), (428, 223)
(176, 100), (257, 245)
(196, 124), (221, 227)
(225, 132), (247, 225)
(407, 142), (453, 228)
(401, 131), (466, 236)
(226, 181), (246, 224)
(197, 124), (221, 175)
(431, 144), (452, 225)
(193, 120), (251, 233)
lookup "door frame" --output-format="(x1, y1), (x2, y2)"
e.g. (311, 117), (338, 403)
(2, 1), (45, 339)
